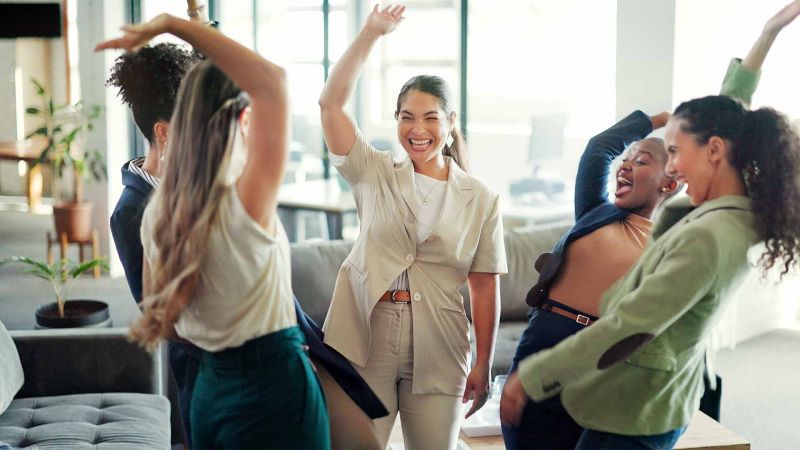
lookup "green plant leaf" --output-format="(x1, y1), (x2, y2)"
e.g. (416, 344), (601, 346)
(61, 127), (81, 145)
(70, 258), (108, 278)
(25, 126), (49, 139)
(23, 267), (55, 281)
(1, 256), (55, 278)
(31, 78), (46, 96)
(26, 107), (41, 115)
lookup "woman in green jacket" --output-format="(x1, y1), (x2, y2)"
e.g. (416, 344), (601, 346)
(501, 95), (800, 449)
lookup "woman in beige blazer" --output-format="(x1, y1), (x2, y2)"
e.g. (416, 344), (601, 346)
(319, 5), (507, 449)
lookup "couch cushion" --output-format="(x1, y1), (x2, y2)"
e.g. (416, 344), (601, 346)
(459, 224), (571, 322)
(492, 321), (530, 377)
(0, 393), (169, 449)
(0, 321), (23, 416)
(291, 240), (353, 325)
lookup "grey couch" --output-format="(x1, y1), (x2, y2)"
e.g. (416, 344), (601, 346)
(291, 222), (571, 378)
(0, 327), (171, 449)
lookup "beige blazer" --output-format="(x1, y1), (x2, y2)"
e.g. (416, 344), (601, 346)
(322, 133), (508, 396)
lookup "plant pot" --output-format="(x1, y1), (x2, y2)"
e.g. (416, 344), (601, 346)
(53, 201), (93, 242)
(35, 299), (110, 328)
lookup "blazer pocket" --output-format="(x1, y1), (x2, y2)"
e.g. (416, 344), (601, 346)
(625, 351), (677, 372)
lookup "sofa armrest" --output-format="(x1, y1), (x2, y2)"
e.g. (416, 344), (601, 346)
(9, 327), (163, 399)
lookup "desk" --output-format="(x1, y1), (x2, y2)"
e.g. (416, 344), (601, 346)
(0, 137), (47, 211)
(389, 411), (749, 450)
(278, 178), (356, 241)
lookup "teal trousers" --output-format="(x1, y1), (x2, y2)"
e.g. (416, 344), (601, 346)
(191, 326), (331, 449)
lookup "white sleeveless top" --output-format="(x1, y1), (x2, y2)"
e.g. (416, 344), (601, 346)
(141, 187), (296, 352)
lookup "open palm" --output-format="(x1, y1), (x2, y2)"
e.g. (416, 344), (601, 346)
(94, 13), (171, 53)
(365, 4), (406, 36)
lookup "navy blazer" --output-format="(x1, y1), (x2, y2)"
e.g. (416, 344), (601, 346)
(110, 160), (387, 418)
(110, 160), (153, 304)
(525, 111), (653, 307)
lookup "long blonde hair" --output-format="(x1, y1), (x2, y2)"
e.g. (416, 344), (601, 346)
(131, 60), (250, 349)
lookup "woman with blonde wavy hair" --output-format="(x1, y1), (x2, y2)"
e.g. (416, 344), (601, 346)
(96, 13), (330, 449)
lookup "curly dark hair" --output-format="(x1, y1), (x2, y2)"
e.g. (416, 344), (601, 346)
(106, 43), (196, 144)
(673, 95), (800, 278)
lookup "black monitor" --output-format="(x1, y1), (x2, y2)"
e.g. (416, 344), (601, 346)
(0, 3), (63, 39)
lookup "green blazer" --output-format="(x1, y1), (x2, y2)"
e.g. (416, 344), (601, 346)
(517, 196), (758, 435)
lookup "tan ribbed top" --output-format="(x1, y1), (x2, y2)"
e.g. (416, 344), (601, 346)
(548, 214), (653, 316)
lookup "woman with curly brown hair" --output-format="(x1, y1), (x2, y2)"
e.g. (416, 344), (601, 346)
(501, 92), (800, 449)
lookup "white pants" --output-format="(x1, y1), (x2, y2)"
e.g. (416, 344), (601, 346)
(355, 302), (463, 450)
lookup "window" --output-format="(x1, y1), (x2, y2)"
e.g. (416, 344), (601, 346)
(220, 1), (355, 184)
(467, 0), (617, 225)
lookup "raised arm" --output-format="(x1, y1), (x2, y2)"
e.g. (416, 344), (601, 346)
(722, 0), (800, 105)
(319, 4), (405, 156)
(743, 0), (800, 72)
(97, 14), (288, 230)
(572, 111), (661, 220)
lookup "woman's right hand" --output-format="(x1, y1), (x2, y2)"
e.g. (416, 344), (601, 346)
(364, 4), (406, 36)
(95, 13), (173, 52)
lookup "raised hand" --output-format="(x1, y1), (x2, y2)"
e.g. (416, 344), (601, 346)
(94, 13), (172, 52)
(364, 4), (406, 36)
(650, 111), (671, 130)
(764, 0), (800, 35)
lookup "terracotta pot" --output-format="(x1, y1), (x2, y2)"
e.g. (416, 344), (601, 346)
(35, 299), (110, 328)
(52, 201), (93, 242)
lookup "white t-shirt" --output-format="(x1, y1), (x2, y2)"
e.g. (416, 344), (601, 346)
(331, 152), (446, 290)
(141, 187), (296, 352)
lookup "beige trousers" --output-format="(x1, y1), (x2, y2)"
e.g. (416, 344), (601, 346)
(355, 302), (463, 450)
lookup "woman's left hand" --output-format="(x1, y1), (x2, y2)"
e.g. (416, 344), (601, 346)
(463, 362), (490, 418)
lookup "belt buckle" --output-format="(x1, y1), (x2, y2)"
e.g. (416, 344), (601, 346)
(390, 290), (403, 303)
(576, 314), (590, 326)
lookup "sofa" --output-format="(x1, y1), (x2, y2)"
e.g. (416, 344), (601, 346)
(0, 324), (171, 449)
(291, 221), (572, 378)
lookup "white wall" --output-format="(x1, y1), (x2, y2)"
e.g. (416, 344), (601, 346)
(616, 0), (676, 120)
(75, 0), (130, 277)
(0, 41), (17, 141)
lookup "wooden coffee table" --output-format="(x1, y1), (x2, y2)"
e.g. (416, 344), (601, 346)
(389, 411), (749, 449)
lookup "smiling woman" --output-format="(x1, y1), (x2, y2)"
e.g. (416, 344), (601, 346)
(318, 5), (508, 450)
(394, 75), (468, 175)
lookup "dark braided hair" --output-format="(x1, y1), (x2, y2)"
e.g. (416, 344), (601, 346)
(673, 95), (800, 278)
(106, 43), (196, 143)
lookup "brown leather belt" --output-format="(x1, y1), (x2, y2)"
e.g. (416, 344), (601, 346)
(379, 290), (411, 303)
(541, 302), (596, 326)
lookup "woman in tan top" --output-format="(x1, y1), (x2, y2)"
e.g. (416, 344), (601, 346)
(319, 5), (507, 449)
(97, 13), (330, 449)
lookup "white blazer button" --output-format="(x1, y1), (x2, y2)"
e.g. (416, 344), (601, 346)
(413, 293), (421, 301)
(406, 254), (414, 263)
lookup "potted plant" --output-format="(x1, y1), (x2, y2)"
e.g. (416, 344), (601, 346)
(0, 256), (110, 328)
(26, 78), (105, 242)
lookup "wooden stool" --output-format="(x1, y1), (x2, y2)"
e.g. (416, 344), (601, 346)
(46, 229), (102, 279)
